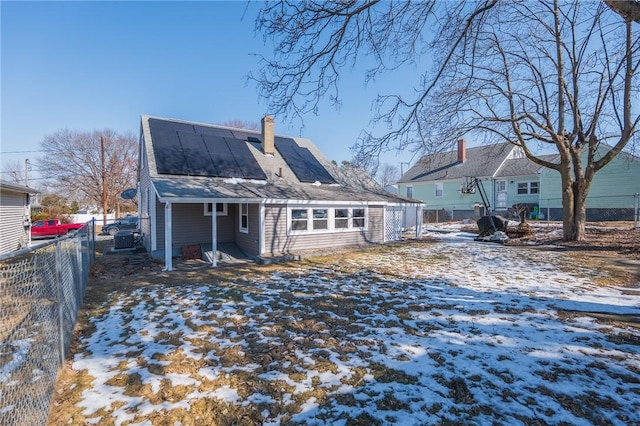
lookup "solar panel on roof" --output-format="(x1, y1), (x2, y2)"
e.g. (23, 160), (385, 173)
(149, 118), (268, 180)
(149, 119), (190, 175)
(177, 131), (218, 176)
(275, 137), (336, 184)
(193, 124), (235, 139)
(202, 134), (242, 177)
(224, 137), (267, 180)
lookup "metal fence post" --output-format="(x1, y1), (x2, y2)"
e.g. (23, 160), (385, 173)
(633, 192), (640, 229)
(56, 241), (65, 366)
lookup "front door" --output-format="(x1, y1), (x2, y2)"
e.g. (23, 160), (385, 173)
(495, 180), (507, 210)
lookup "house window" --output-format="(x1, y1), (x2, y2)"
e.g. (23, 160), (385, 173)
(353, 209), (365, 228)
(435, 183), (444, 197)
(335, 208), (349, 229)
(517, 182), (539, 195)
(530, 181), (539, 194)
(313, 209), (328, 230)
(240, 203), (249, 233)
(517, 182), (528, 195)
(406, 186), (413, 198)
(204, 203), (228, 216)
(291, 209), (308, 230)
(289, 207), (367, 234)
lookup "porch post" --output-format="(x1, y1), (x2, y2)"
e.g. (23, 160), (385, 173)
(211, 204), (217, 268)
(416, 205), (423, 239)
(163, 202), (172, 272)
(259, 203), (265, 256)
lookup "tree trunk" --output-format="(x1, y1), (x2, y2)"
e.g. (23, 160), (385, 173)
(561, 173), (588, 242)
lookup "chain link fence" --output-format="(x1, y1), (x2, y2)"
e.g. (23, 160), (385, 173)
(0, 221), (96, 426)
(424, 193), (640, 226)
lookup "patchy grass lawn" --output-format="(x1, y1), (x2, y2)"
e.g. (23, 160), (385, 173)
(49, 233), (640, 425)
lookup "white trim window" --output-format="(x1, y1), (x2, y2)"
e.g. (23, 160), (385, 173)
(517, 182), (539, 195)
(288, 206), (367, 235)
(435, 182), (444, 197)
(406, 185), (413, 198)
(239, 203), (249, 233)
(204, 203), (228, 216)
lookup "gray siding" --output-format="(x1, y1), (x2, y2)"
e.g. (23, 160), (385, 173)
(262, 205), (385, 255)
(153, 202), (242, 257)
(0, 190), (29, 255)
(235, 204), (260, 256)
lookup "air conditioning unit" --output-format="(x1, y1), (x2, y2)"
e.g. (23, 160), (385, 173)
(114, 231), (135, 250)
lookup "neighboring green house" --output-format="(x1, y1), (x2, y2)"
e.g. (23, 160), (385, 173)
(539, 145), (640, 221)
(399, 140), (640, 222)
(398, 140), (545, 220)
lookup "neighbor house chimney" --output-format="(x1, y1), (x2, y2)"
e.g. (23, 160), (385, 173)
(261, 115), (275, 156)
(457, 139), (466, 163)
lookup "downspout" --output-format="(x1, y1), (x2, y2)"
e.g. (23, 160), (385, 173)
(163, 202), (172, 272)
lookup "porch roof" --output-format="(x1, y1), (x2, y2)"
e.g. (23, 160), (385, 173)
(152, 175), (421, 205)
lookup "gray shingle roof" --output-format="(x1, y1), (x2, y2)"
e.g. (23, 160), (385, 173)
(399, 143), (514, 182)
(142, 116), (418, 205)
(494, 155), (558, 178)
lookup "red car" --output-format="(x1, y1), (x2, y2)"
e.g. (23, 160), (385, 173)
(31, 219), (84, 239)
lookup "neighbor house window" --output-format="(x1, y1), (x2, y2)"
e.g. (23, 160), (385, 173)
(517, 182), (539, 195)
(435, 183), (444, 197)
(289, 207), (367, 234)
(239, 203), (249, 233)
(204, 203), (228, 216)
(406, 186), (413, 198)
(530, 181), (539, 194)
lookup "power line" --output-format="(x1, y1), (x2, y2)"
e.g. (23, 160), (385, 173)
(0, 150), (44, 154)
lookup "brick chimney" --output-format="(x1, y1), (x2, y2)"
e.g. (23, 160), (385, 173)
(457, 139), (466, 163)
(261, 115), (275, 156)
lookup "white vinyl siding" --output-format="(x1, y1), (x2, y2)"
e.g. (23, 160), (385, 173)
(0, 189), (30, 255)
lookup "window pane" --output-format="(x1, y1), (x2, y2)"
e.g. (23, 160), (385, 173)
(407, 186), (413, 198)
(313, 209), (327, 218)
(517, 182), (528, 194)
(530, 182), (539, 194)
(435, 183), (443, 197)
(216, 203), (224, 212)
(353, 209), (365, 228)
(312, 209), (328, 230)
(335, 218), (349, 229)
(292, 209), (307, 219)
(241, 203), (248, 214)
(292, 220), (307, 230)
(241, 216), (248, 228)
(335, 209), (348, 218)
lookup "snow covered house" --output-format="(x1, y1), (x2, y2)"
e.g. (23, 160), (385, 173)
(137, 115), (422, 270)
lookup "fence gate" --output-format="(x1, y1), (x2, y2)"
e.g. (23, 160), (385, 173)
(385, 206), (403, 242)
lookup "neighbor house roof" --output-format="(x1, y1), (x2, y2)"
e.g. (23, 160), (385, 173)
(494, 154), (558, 178)
(0, 179), (39, 194)
(141, 115), (418, 205)
(399, 143), (514, 183)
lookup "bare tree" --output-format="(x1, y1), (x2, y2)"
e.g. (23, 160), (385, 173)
(219, 119), (261, 131)
(252, 0), (639, 241)
(378, 163), (400, 188)
(38, 129), (137, 216)
(1, 161), (25, 185)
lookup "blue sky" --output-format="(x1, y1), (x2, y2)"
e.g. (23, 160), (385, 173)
(1, 1), (417, 184)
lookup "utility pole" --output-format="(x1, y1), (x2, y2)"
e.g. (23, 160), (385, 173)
(24, 158), (29, 186)
(101, 136), (107, 227)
